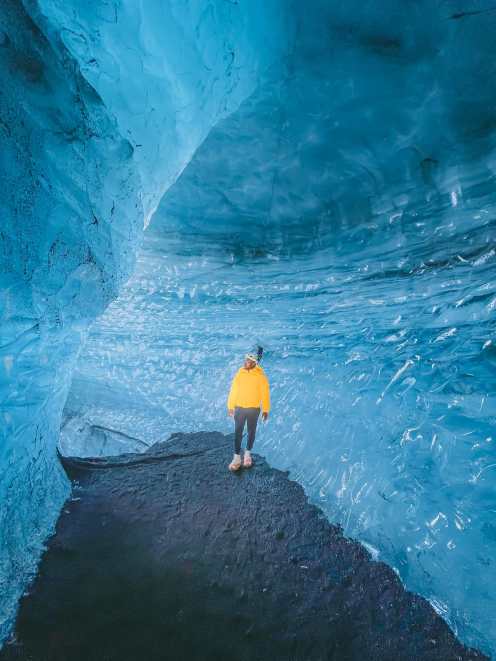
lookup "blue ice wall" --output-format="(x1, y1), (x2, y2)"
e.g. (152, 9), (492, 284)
(0, 0), (289, 644)
(65, 2), (496, 656)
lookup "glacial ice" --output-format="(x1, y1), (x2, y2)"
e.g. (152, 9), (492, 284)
(64, 2), (496, 657)
(0, 0), (287, 644)
(2, 0), (496, 657)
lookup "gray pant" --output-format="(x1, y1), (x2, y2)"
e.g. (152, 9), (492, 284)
(234, 406), (260, 454)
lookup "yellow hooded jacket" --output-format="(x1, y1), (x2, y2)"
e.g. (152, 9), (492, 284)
(227, 365), (271, 413)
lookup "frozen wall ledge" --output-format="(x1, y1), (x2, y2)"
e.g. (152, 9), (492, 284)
(0, 432), (487, 661)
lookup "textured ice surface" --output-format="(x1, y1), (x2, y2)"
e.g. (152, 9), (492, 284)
(65, 184), (496, 657)
(3, 0), (496, 656)
(0, 0), (287, 645)
(65, 3), (496, 656)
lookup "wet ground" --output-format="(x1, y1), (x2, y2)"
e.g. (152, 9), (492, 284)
(0, 432), (487, 661)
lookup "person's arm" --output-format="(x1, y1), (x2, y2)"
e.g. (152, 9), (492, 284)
(227, 372), (239, 414)
(261, 373), (270, 419)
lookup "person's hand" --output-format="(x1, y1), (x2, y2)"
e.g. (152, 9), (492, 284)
(228, 409), (234, 417)
(262, 412), (269, 422)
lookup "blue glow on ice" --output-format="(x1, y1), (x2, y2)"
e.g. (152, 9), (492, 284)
(2, 0), (496, 656)
(0, 0), (286, 643)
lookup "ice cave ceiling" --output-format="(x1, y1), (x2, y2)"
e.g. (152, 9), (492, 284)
(1, 0), (496, 657)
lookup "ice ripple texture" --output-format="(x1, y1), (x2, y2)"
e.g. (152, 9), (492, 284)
(66, 3), (496, 656)
(66, 178), (496, 656)
(0, 0), (286, 645)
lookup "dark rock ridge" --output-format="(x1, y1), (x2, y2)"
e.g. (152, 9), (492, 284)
(1, 432), (487, 661)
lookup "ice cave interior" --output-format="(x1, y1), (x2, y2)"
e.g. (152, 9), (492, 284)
(1, 0), (495, 656)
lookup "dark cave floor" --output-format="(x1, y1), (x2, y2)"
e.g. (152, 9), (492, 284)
(0, 432), (487, 661)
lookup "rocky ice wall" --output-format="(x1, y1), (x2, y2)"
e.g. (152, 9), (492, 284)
(0, 0), (289, 645)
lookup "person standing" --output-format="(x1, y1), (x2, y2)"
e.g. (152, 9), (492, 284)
(227, 353), (270, 471)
